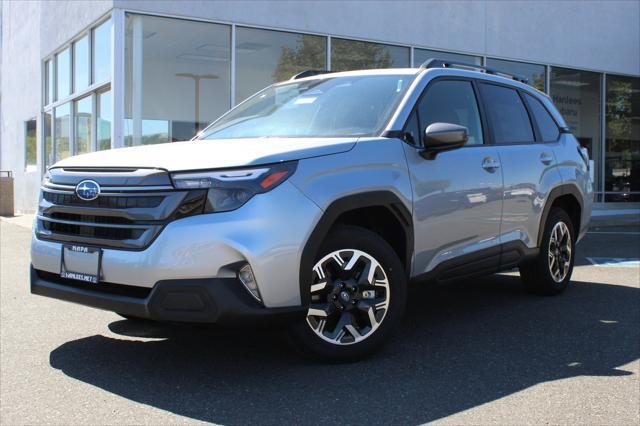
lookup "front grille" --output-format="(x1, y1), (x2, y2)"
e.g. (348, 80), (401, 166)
(36, 168), (206, 249)
(42, 220), (145, 241)
(35, 269), (152, 299)
(43, 192), (163, 209)
(48, 212), (135, 225)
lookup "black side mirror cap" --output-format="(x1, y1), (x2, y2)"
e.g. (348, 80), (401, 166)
(419, 122), (468, 160)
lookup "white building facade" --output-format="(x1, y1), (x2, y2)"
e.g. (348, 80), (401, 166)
(1, 0), (639, 212)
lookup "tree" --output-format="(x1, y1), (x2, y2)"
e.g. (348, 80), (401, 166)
(272, 36), (326, 82)
(273, 37), (394, 81)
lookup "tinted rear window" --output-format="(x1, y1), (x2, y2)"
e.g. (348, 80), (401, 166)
(480, 83), (534, 143)
(524, 93), (560, 141)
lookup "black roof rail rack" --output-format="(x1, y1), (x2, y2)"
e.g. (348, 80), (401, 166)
(419, 58), (529, 84)
(290, 70), (331, 80)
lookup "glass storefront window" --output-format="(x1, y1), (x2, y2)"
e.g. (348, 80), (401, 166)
(486, 58), (546, 91)
(605, 75), (640, 202)
(124, 14), (231, 146)
(550, 67), (602, 192)
(54, 103), (71, 161)
(56, 48), (71, 100)
(45, 60), (54, 105)
(25, 119), (37, 170)
(236, 27), (326, 103)
(73, 35), (90, 92)
(97, 89), (111, 150)
(93, 18), (112, 84)
(331, 38), (409, 72)
(44, 111), (53, 168)
(414, 48), (481, 67)
(75, 96), (92, 154)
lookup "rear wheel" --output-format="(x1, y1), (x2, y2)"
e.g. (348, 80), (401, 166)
(290, 226), (407, 362)
(520, 207), (575, 295)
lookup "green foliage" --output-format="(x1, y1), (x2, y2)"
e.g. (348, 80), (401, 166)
(272, 36), (326, 82)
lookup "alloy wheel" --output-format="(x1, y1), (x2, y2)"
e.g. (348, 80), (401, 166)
(548, 221), (572, 283)
(306, 249), (390, 345)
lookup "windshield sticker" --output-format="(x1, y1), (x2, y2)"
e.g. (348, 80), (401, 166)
(294, 97), (317, 105)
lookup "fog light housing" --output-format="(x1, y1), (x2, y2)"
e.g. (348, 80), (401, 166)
(238, 263), (261, 302)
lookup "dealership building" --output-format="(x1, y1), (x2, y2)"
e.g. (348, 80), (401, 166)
(1, 0), (639, 212)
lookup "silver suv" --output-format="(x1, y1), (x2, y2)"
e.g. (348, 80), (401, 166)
(31, 60), (593, 361)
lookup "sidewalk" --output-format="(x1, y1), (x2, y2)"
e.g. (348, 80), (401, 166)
(0, 214), (34, 230)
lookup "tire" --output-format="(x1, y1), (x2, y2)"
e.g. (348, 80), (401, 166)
(289, 226), (407, 362)
(520, 207), (575, 295)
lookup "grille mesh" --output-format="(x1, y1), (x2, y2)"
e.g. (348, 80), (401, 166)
(43, 191), (163, 209)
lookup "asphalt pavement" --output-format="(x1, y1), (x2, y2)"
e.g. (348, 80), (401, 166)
(1, 219), (638, 425)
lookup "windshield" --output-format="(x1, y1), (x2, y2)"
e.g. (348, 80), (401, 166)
(198, 74), (415, 139)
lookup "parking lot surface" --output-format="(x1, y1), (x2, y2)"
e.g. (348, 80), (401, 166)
(1, 219), (638, 425)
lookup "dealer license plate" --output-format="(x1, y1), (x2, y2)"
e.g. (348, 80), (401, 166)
(60, 244), (102, 284)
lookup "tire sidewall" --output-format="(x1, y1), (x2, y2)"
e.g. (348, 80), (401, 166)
(290, 226), (407, 362)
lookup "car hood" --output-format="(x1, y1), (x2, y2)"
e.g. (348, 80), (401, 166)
(53, 137), (358, 171)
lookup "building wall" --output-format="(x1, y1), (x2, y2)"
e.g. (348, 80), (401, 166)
(1, 0), (44, 213)
(116, 0), (640, 75)
(1, 0), (639, 211)
(0, 0), (112, 212)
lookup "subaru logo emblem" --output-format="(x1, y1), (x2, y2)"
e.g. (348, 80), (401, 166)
(75, 180), (100, 201)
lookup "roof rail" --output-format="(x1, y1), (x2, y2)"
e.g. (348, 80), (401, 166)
(419, 58), (529, 84)
(290, 70), (331, 80)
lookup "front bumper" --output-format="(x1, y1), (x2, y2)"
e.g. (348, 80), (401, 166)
(31, 266), (306, 325)
(31, 181), (323, 308)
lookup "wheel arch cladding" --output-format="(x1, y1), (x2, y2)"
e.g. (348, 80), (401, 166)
(299, 191), (413, 306)
(538, 184), (583, 247)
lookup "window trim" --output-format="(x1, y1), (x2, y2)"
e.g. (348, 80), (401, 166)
(522, 91), (562, 143)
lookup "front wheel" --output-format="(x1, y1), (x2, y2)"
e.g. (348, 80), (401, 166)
(520, 207), (575, 295)
(289, 226), (407, 362)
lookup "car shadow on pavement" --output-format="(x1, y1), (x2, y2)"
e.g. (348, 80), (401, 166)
(49, 275), (639, 425)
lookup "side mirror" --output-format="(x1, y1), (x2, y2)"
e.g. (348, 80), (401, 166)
(420, 122), (468, 159)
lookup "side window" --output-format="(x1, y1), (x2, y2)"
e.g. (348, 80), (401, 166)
(417, 80), (484, 145)
(403, 110), (420, 146)
(479, 83), (534, 144)
(524, 93), (560, 142)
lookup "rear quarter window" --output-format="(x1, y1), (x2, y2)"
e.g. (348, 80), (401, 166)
(524, 93), (560, 142)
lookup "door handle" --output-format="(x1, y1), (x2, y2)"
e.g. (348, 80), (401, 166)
(482, 157), (501, 172)
(540, 152), (554, 165)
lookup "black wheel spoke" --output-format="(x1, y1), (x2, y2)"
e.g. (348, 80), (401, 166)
(305, 249), (390, 346)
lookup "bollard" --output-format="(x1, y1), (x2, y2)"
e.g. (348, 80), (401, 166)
(0, 171), (15, 216)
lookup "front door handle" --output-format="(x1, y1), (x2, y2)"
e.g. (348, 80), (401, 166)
(482, 157), (501, 172)
(540, 152), (554, 165)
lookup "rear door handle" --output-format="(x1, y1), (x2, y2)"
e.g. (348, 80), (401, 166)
(540, 152), (554, 165)
(482, 157), (501, 172)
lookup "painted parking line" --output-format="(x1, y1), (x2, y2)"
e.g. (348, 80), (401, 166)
(586, 257), (640, 268)
(588, 231), (640, 235)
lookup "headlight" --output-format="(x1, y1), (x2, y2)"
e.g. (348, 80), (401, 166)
(170, 162), (297, 213)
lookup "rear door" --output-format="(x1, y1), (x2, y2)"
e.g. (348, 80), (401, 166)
(404, 78), (504, 278)
(478, 83), (563, 258)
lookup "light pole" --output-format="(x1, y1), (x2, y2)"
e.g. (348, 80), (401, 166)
(174, 73), (218, 131)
